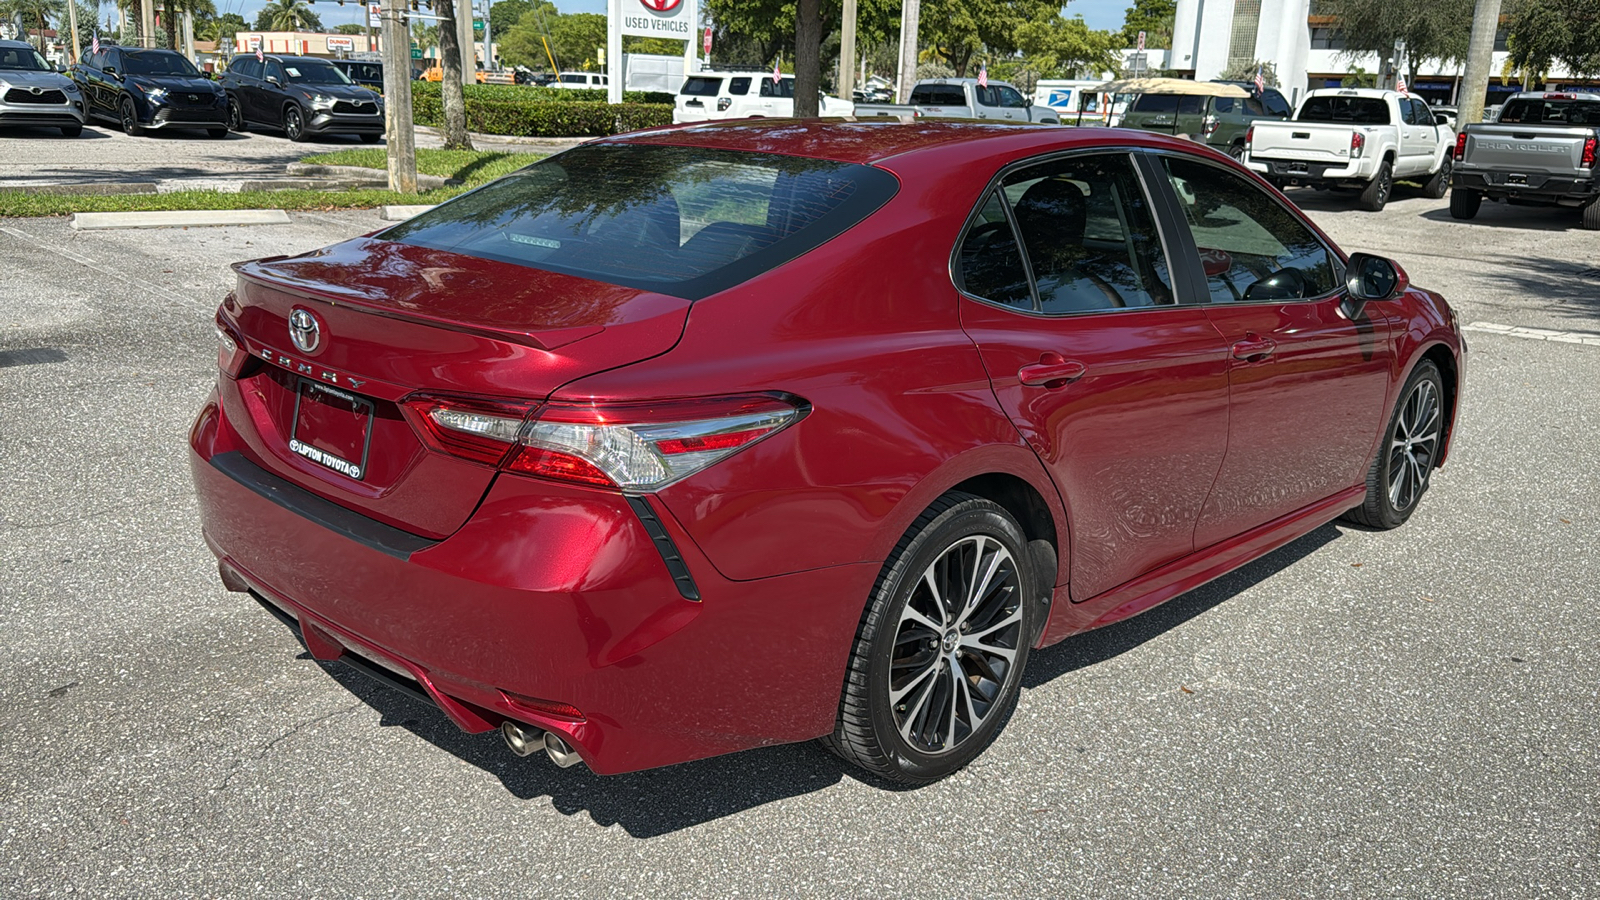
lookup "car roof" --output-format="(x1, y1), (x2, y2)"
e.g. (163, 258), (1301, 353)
(265, 55), (335, 64)
(605, 118), (1217, 167)
(0, 39), (33, 49)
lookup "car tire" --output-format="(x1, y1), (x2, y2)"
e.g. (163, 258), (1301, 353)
(226, 97), (244, 132)
(1342, 360), (1445, 530)
(1582, 199), (1600, 231)
(1228, 141), (1246, 160)
(1421, 156), (1452, 200)
(1449, 187), (1481, 220)
(60, 123), (82, 137)
(823, 492), (1039, 784)
(1358, 159), (1392, 211)
(119, 96), (142, 136)
(284, 104), (308, 142)
(206, 127), (228, 139)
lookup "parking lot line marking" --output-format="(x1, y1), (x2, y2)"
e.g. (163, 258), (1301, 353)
(0, 225), (212, 312)
(1463, 321), (1600, 346)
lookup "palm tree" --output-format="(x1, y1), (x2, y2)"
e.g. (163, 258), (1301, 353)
(0, 0), (64, 45)
(255, 0), (319, 32)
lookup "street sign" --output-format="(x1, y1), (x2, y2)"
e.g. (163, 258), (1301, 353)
(411, 47), (422, 58)
(702, 26), (712, 55)
(621, 0), (692, 39)
(473, 18), (483, 28)
(1137, 30), (1145, 52)
(368, 3), (381, 27)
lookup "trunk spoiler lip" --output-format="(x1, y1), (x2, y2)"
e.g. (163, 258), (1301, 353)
(228, 259), (614, 350)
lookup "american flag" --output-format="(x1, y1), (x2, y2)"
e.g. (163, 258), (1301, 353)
(256, 42), (264, 63)
(1253, 66), (1265, 96)
(90, 30), (99, 56)
(772, 58), (780, 84)
(978, 63), (987, 88)
(1396, 77), (1408, 95)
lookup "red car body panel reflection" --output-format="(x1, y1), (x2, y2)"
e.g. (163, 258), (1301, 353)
(189, 121), (1464, 774)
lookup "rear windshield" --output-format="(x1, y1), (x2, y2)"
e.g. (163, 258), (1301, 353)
(1498, 97), (1600, 125)
(911, 85), (966, 106)
(381, 144), (900, 300)
(1297, 96), (1390, 124)
(1130, 94), (1205, 115)
(680, 76), (722, 96)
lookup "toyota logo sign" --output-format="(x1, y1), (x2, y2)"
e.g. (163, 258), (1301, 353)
(640, 0), (681, 11)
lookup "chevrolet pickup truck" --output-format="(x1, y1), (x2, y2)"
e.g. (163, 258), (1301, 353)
(1245, 88), (1454, 211)
(1449, 91), (1600, 230)
(853, 78), (1061, 124)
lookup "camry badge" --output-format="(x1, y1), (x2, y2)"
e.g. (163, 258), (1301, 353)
(288, 308), (321, 354)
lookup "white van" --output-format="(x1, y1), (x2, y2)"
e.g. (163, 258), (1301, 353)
(673, 70), (854, 123)
(551, 71), (608, 90)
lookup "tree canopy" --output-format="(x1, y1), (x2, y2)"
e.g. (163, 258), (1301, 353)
(1326, 0), (1475, 85)
(1507, 0), (1600, 79)
(1119, 0), (1175, 50)
(253, 0), (321, 32)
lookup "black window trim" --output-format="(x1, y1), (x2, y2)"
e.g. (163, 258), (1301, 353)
(947, 147), (1203, 318)
(1140, 148), (1348, 307)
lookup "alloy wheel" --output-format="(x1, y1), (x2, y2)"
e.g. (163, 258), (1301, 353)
(1388, 378), (1440, 511)
(285, 106), (303, 140)
(227, 98), (242, 131)
(1376, 169), (1391, 204)
(120, 98), (137, 134)
(888, 534), (1023, 755)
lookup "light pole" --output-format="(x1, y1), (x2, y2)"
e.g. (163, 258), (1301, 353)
(380, 0), (418, 193)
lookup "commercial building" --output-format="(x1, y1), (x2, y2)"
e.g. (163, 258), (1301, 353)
(1168, 0), (1595, 106)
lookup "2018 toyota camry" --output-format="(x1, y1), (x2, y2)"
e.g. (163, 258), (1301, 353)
(189, 120), (1465, 783)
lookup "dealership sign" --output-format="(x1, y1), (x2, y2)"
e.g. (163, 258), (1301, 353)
(621, 0), (691, 38)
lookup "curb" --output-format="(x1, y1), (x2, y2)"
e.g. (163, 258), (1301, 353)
(11, 182), (160, 196)
(379, 205), (435, 221)
(70, 209), (294, 230)
(240, 178), (388, 192)
(286, 163), (454, 189)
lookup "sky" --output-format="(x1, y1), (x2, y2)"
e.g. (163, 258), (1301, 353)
(220, 0), (1130, 34)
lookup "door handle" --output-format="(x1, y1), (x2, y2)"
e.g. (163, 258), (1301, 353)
(1231, 337), (1276, 361)
(1018, 354), (1087, 387)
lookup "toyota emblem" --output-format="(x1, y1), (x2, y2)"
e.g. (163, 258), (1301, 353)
(288, 308), (321, 354)
(640, 0), (682, 11)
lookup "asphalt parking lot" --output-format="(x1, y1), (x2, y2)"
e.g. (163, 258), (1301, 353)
(1, 192), (1597, 897)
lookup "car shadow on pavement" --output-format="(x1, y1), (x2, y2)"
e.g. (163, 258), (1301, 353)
(300, 521), (1345, 838)
(1417, 203), (1584, 232)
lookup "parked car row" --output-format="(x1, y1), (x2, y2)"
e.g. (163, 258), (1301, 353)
(0, 39), (383, 143)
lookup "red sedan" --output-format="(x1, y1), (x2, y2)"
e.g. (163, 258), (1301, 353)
(190, 121), (1464, 783)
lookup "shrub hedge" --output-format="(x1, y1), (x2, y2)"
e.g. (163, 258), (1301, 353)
(409, 82), (675, 137)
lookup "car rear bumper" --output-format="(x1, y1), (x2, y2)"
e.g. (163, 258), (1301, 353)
(1452, 167), (1599, 204)
(1247, 156), (1371, 182)
(189, 394), (872, 774)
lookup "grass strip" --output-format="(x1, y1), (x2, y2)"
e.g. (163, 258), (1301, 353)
(0, 186), (469, 219)
(297, 148), (539, 186)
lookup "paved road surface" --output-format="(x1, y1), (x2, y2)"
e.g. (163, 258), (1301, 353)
(0, 192), (1595, 897)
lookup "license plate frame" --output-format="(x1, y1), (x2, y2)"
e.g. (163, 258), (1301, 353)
(289, 378), (375, 481)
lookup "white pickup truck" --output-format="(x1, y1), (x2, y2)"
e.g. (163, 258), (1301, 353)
(1245, 88), (1455, 211)
(853, 78), (1061, 124)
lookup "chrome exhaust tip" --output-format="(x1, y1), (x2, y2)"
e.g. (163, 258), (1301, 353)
(543, 732), (582, 768)
(500, 720), (543, 757)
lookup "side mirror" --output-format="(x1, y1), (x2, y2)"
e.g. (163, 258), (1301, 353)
(266, 76), (280, 86)
(103, 65), (119, 78)
(1343, 252), (1409, 318)
(1242, 266), (1309, 302)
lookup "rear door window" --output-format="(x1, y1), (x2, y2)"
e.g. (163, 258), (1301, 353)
(729, 77), (751, 96)
(759, 77), (795, 98)
(1262, 89), (1292, 116)
(381, 144), (899, 301)
(955, 193), (1032, 310)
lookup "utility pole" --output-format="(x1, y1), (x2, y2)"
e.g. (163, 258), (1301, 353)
(380, 0), (418, 192)
(455, 0), (475, 77)
(838, 0), (856, 103)
(65, 0), (79, 63)
(182, 8), (195, 63)
(480, 0), (491, 72)
(140, 0), (156, 49)
(1457, 0), (1502, 128)
(895, 0), (919, 104)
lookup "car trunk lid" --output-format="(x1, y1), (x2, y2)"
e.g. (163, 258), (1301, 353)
(217, 237), (690, 538)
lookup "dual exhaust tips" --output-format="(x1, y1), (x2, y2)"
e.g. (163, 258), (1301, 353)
(501, 720), (582, 768)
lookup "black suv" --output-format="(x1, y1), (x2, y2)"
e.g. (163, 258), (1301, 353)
(71, 45), (227, 137)
(221, 54), (384, 142)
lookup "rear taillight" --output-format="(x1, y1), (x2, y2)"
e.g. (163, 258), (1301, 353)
(1202, 114), (1218, 136)
(1454, 131), (1468, 160)
(1350, 131), (1365, 157)
(1245, 125), (1254, 148)
(402, 393), (805, 491)
(215, 315), (249, 377)
(402, 395), (538, 466)
(1582, 136), (1597, 169)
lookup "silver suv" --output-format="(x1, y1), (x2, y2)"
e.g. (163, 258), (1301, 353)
(0, 39), (87, 136)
